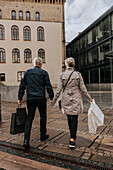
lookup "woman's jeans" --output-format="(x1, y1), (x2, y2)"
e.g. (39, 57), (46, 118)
(67, 115), (78, 139)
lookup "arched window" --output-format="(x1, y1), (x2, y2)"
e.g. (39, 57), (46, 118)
(12, 10), (16, 20)
(0, 48), (5, 63)
(0, 25), (5, 40)
(24, 49), (32, 63)
(23, 26), (31, 41)
(37, 27), (44, 41)
(12, 48), (20, 63)
(0, 10), (2, 19)
(19, 11), (23, 20)
(38, 49), (45, 63)
(26, 11), (30, 20)
(11, 25), (19, 40)
(36, 12), (40, 21)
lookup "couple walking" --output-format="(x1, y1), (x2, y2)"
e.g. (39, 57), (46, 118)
(18, 57), (92, 149)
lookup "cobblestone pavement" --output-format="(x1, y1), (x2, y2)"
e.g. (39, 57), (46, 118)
(0, 102), (113, 168)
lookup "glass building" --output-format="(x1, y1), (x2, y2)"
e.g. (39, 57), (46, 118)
(66, 6), (113, 84)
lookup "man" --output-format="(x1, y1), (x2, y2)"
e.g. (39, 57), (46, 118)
(18, 57), (54, 148)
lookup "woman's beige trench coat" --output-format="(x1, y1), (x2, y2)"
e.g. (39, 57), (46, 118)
(52, 68), (92, 115)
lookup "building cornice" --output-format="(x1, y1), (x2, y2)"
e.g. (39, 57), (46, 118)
(0, 0), (65, 5)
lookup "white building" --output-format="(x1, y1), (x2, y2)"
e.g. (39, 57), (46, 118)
(0, 0), (66, 101)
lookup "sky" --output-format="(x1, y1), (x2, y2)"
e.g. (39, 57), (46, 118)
(65, 0), (113, 43)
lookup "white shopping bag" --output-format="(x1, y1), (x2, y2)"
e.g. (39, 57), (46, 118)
(88, 99), (104, 134)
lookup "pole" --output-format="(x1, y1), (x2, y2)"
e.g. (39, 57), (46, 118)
(0, 94), (1, 121)
(110, 59), (113, 83)
(110, 59), (113, 108)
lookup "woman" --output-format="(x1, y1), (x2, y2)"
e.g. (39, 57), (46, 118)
(50, 57), (92, 149)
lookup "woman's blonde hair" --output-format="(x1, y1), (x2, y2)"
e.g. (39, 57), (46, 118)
(65, 57), (75, 67)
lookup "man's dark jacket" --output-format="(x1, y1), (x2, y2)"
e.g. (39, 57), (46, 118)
(18, 66), (54, 101)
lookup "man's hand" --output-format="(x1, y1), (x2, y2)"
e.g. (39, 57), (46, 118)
(18, 100), (22, 105)
(50, 100), (54, 106)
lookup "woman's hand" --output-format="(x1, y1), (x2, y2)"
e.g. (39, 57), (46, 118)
(50, 100), (54, 106)
(89, 99), (92, 103)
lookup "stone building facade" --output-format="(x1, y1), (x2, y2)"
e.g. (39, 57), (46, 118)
(0, 0), (66, 101)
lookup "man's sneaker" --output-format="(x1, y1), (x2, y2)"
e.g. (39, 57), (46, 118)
(40, 134), (49, 141)
(69, 141), (75, 149)
(23, 140), (30, 149)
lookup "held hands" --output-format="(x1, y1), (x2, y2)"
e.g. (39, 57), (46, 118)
(50, 100), (54, 106)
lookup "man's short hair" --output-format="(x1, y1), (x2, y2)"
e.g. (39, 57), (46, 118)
(33, 57), (42, 66)
(65, 57), (75, 67)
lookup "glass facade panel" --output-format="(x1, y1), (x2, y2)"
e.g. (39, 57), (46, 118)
(80, 54), (84, 66)
(88, 31), (92, 45)
(88, 47), (97, 64)
(97, 23), (103, 41)
(102, 17), (109, 38)
(100, 66), (111, 83)
(112, 13), (113, 34)
(90, 69), (99, 83)
(82, 71), (89, 83)
(92, 28), (96, 43)
(85, 52), (88, 66)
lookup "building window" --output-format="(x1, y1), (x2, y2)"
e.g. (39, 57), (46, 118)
(38, 49), (45, 63)
(0, 25), (5, 40)
(36, 12), (40, 21)
(0, 73), (5, 81)
(17, 71), (25, 82)
(12, 10), (16, 20)
(0, 10), (2, 19)
(24, 49), (32, 63)
(12, 48), (20, 63)
(11, 25), (19, 40)
(23, 26), (31, 41)
(37, 27), (44, 41)
(19, 11), (23, 20)
(26, 11), (30, 20)
(0, 48), (5, 63)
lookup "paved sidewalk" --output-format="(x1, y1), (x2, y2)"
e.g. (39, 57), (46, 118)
(0, 102), (113, 168)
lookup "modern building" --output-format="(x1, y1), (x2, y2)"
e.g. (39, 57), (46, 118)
(0, 0), (66, 101)
(66, 6), (113, 85)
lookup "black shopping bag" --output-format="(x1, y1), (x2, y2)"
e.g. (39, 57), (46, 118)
(10, 106), (27, 135)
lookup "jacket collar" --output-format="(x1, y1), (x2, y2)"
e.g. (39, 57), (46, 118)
(34, 66), (41, 69)
(65, 67), (74, 71)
